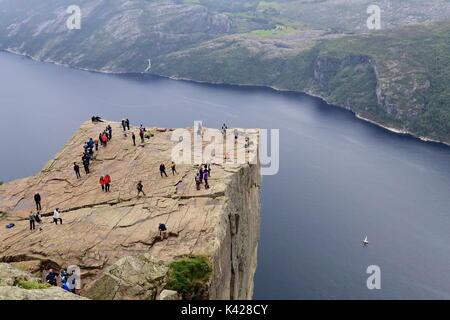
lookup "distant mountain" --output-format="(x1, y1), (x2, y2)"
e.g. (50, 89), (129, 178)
(0, 0), (449, 143)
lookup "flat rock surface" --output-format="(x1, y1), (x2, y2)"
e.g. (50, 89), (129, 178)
(0, 121), (258, 290)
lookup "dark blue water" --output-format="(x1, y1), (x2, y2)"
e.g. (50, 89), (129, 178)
(1, 52), (450, 299)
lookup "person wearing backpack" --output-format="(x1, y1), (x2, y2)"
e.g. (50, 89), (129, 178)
(171, 161), (177, 175)
(159, 223), (168, 240)
(29, 211), (36, 230)
(101, 133), (108, 147)
(35, 212), (43, 231)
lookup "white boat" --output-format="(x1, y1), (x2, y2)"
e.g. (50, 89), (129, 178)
(363, 236), (369, 245)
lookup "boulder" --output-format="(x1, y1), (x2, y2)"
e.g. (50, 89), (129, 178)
(0, 263), (40, 286)
(0, 286), (88, 300)
(85, 253), (168, 300)
(158, 289), (180, 300)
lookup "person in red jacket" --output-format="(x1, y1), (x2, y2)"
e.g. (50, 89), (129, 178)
(99, 176), (105, 191)
(101, 133), (108, 147)
(104, 175), (111, 192)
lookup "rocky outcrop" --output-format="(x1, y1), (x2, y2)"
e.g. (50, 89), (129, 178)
(0, 121), (261, 299)
(0, 263), (87, 300)
(0, 286), (88, 300)
(85, 253), (168, 300)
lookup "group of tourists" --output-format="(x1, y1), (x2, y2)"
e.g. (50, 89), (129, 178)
(100, 125), (113, 147)
(195, 162), (211, 190)
(158, 161), (177, 178)
(121, 119), (130, 131)
(73, 121), (116, 180)
(99, 175), (112, 192)
(45, 268), (78, 294)
(136, 124), (153, 144)
(29, 207), (62, 231)
(80, 138), (96, 174)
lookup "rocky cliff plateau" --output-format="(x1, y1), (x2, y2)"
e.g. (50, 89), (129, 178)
(0, 121), (262, 300)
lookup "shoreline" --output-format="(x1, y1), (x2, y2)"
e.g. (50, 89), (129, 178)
(2, 49), (449, 148)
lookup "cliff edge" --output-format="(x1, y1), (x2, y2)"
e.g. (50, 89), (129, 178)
(0, 121), (261, 300)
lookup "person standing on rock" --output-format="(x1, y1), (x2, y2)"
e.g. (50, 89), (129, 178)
(29, 211), (36, 230)
(121, 119), (126, 131)
(159, 223), (168, 240)
(132, 132), (136, 146)
(35, 211), (43, 231)
(94, 138), (99, 151)
(83, 158), (90, 174)
(88, 138), (95, 150)
(171, 161), (177, 175)
(53, 208), (62, 225)
(137, 181), (146, 197)
(139, 130), (144, 144)
(73, 162), (81, 179)
(34, 193), (42, 211)
(107, 125), (113, 140)
(198, 167), (203, 184)
(101, 133), (108, 147)
(126, 119), (130, 130)
(206, 160), (211, 177)
(195, 174), (201, 191)
(159, 164), (168, 178)
(104, 175), (111, 192)
(203, 170), (209, 189)
(99, 176), (105, 191)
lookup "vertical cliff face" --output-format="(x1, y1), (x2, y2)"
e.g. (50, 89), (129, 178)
(208, 162), (261, 300)
(0, 121), (262, 300)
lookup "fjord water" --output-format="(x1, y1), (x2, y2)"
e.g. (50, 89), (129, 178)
(1, 52), (450, 299)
